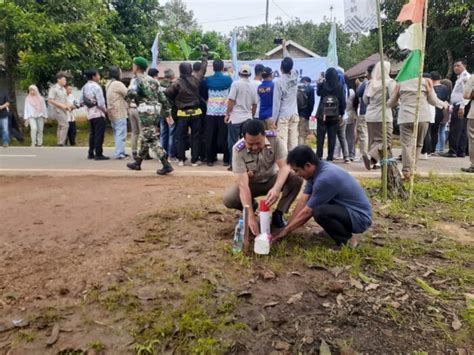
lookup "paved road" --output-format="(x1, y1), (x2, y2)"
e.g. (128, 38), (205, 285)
(0, 146), (471, 177)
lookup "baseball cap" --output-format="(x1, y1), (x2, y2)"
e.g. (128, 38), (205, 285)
(239, 64), (252, 76)
(262, 67), (273, 79)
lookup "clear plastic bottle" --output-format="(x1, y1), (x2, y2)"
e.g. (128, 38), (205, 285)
(232, 219), (244, 253)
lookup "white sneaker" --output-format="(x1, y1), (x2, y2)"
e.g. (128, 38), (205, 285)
(420, 153), (428, 160)
(192, 161), (201, 167)
(178, 161), (184, 167)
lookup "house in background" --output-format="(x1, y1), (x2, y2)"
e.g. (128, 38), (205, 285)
(264, 40), (321, 60)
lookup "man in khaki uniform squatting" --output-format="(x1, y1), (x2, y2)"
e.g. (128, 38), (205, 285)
(223, 119), (303, 235)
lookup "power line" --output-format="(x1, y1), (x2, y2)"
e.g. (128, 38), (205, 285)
(271, 0), (293, 20)
(201, 13), (266, 25)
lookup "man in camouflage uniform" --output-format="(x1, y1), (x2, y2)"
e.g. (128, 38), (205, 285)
(126, 57), (174, 175)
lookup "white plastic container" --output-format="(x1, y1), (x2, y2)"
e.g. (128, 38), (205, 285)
(254, 233), (272, 255)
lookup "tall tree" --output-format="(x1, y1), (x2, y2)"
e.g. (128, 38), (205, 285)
(0, 0), (130, 122)
(107, 0), (162, 59)
(381, 0), (472, 77)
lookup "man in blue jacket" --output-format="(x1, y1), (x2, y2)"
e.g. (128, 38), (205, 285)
(202, 59), (233, 166)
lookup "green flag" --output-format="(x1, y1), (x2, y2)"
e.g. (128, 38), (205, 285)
(396, 49), (422, 82)
(327, 22), (338, 68)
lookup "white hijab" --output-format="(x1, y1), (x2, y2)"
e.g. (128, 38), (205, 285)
(367, 61), (391, 98)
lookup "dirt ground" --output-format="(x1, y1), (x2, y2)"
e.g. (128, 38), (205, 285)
(0, 175), (473, 355)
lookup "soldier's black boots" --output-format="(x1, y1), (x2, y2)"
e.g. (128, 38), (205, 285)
(157, 158), (174, 175)
(127, 158), (143, 171)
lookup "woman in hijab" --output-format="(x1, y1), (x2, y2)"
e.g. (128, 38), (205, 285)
(362, 61), (396, 170)
(388, 72), (448, 180)
(24, 85), (48, 147)
(316, 67), (346, 161)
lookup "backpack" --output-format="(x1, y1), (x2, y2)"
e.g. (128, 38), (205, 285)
(297, 87), (309, 111)
(82, 86), (97, 108)
(322, 94), (339, 120)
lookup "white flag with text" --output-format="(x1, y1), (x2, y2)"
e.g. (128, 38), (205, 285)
(344, 0), (377, 33)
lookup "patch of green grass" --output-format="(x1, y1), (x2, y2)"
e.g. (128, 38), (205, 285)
(364, 176), (474, 224)
(88, 340), (106, 352)
(30, 307), (63, 329)
(432, 239), (474, 263)
(132, 281), (245, 354)
(15, 330), (36, 343)
(11, 119), (116, 147)
(99, 285), (140, 312)
(388, 238), (428, 258)
(303, 243), (394, 275)
(436, 265), (474, 290)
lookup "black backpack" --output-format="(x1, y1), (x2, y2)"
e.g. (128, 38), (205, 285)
(82, 86), (97, 108)
(322, 94), (339, 120)
(297, 87), (309, 111)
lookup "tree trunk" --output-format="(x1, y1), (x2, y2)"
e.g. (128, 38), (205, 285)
(386, 161), (408, 200)
(446, 48), (453, 79)
(4, 40), (21, 128)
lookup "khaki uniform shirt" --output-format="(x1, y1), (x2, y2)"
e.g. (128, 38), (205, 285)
(47, 84), (68, 120)
(232, 131), (287, 183)
(464, 76), (474, 120)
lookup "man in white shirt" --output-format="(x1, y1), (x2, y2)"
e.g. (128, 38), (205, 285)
(442, 59), (471, 158)
(225, 64), (258, 170)
(273, 40), (300, 152)
(252, 64), (264, 119)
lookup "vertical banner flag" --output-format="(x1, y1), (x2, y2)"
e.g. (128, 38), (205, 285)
(395, 0), (425, 82)
(151, 33), (160, 69)
(230, 31), (239, 81)
(327, 22), (338, 68)
(344, 0), (377, 33)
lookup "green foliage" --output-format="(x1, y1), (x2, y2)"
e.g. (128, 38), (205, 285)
(381, 0), (472, 76)
(236, 19), (378, 69)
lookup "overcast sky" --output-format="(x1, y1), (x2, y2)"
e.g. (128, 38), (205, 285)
(163, 0), (345, 34)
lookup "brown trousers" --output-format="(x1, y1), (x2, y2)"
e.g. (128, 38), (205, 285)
(367, 121), (393, 162)
(400, 122), (429, 173)
(223, 173), (303, 213)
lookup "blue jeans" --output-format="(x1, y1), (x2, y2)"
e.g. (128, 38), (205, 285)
(111, 118), (127, 157)
(0, 117), (9, 145)
(436, 123), (447, 153)
(160, 117), (177, 157)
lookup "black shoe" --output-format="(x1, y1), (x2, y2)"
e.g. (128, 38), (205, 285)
(56, 144), (64, 147)
(87, 154), (95, 160)
(157, 165), (173, 175)
(461, 166), (474, 173)
(272, 210), (287, 229)
(440, 152), (457, 158)
(457, 154), (466, 158)
(94, 155), (110, 161)
(227, 166), (232, 172)
(127, 160), (142, 171)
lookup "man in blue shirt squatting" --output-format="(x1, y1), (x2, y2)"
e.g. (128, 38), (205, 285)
(273, 145), (372, 248)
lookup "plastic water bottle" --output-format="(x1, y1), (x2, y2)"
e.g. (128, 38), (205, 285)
(259, 200), (271, 235)
(232, 219), (244, 253)
(254, 233), (272, 255)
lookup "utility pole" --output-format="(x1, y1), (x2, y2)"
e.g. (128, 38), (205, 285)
(265, 0), (269, 25)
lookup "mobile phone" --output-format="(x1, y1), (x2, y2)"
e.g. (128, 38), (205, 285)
(274, 38), (283, 45)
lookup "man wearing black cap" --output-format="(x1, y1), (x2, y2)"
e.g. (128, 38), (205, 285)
(126, 57), (174, 175)
(297, 76), (315, 145)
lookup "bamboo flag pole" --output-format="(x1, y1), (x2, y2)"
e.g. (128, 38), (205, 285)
(409, 0), (429, 199)
(375, 0), (388, 201)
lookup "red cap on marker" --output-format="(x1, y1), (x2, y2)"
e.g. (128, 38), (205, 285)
(259, 200), (269, 212)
